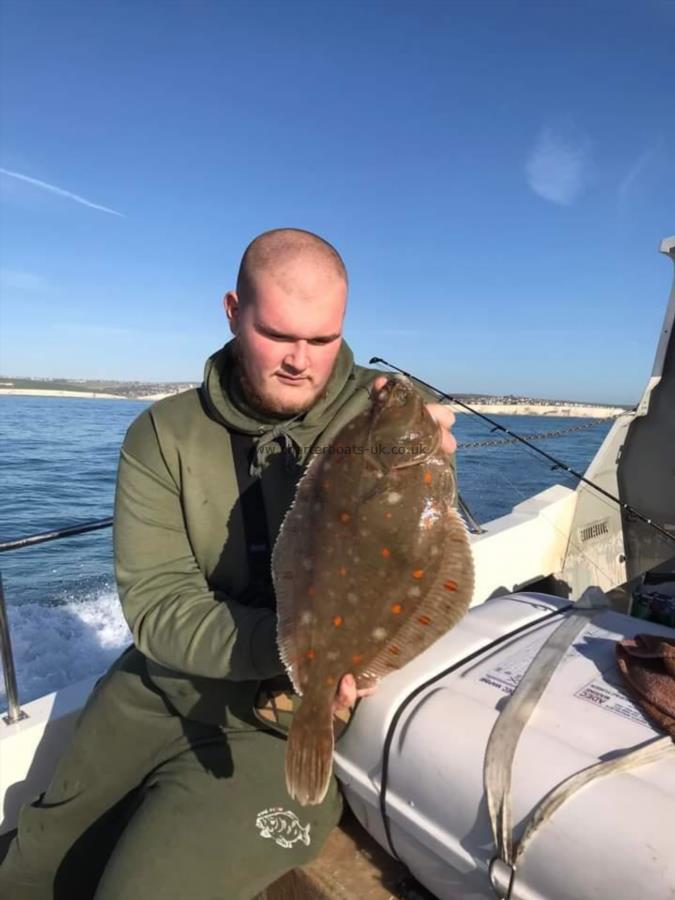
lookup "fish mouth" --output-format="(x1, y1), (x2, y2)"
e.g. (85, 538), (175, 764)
(373, 375), (414, 406)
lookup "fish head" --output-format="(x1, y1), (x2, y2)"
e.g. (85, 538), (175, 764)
(369, 376), (440, 468)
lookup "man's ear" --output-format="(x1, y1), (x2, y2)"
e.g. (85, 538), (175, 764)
(224, 291), (239, 335)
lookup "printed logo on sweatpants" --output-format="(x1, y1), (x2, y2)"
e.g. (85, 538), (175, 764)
(255, 807), (311, 849)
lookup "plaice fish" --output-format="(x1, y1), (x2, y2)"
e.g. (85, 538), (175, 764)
(272, 375), (475, 806)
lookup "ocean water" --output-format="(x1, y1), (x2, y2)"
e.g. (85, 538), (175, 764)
(0, 395), (613, 712)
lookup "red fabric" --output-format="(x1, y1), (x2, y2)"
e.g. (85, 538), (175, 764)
(616, 634), (675, 739)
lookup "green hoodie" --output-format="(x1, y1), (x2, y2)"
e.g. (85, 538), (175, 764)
(113, 340), (382, 724)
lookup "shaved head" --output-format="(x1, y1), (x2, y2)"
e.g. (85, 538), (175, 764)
(236, 228), (348, 304)
(225, 227), (348, 417)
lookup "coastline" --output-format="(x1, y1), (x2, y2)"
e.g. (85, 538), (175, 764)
(0, 388), (127, 400)
(452, 403), (627, 418)
(0, 388), (628, 417)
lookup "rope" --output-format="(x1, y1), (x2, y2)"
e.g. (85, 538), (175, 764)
(458, 419), (609, 450)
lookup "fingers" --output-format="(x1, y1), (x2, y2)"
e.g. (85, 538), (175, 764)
(332, 673), (379, 713)
(426, 402), (457, 454)
(333, 673), (357, 712)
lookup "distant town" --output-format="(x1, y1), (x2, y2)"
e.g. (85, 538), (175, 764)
(0, 376), (631, 418)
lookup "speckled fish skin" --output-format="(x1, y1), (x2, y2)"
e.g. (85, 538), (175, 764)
(272, 375), (475, 806)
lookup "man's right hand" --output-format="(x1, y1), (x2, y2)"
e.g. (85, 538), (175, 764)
(332, 673), (378, 714)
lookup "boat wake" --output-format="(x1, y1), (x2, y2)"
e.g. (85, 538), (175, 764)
(1, 589), (131, 714)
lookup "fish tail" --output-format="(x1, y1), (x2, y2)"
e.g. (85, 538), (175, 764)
(285, 695), (334, 807)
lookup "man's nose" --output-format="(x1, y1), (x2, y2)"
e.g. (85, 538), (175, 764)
(285, 341), (308, 372)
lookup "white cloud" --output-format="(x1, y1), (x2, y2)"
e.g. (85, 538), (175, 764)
(618, 142), (666, 205)
(0, 167), (124, 217)
(525, 126), (592, 206)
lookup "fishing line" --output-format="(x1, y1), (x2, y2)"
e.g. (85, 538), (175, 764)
(369, 357), (675, 548)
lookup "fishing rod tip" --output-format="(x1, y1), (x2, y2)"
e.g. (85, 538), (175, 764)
(369, 357), (383, 365)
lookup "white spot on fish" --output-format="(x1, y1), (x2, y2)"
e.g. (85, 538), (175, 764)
(302, 558), (313, 571)
(359, 529), (369, 538)
(430, 546), (439, 557)
(314, 503), (321, 513)
(353, 555), (361, 564)
(387, 492), (402, 505)
(372, 627), (387, 641)
(327, 650), (340, 662)
(300, 611), (314, 625)
(347, 592), (358, 604)
(408, 586), (421, 598)
(323, 461), (332, 471)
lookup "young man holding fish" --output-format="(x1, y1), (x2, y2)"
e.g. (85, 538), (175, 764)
(0, 229), (458, 900)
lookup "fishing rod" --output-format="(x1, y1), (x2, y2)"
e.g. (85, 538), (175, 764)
(369, 356), (675, 548)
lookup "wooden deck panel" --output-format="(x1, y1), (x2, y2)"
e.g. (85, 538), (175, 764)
(259, 808), (434, 900)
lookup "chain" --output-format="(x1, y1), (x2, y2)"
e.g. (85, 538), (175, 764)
(457, 418), (612, 450)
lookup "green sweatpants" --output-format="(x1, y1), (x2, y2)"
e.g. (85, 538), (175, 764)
(0, 647), (342, 900)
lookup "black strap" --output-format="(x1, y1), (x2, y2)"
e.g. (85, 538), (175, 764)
(230, 431), (274, 603)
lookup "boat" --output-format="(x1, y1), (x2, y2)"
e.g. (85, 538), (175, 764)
(1, 236), (674, 898)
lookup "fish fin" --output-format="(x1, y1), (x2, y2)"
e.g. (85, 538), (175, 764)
(285, 693), (335, 807)
(360, 507), (474, 681)
(273, 456), (324, 693)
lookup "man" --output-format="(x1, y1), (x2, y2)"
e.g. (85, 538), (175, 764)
(0, 228), (456, 899)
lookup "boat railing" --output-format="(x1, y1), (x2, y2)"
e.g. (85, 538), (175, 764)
(0, 517), (113, 726)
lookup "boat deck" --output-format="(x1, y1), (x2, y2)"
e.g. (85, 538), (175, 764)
(259, 807), (432, 900)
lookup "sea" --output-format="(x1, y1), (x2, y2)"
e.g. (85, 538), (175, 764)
(0, 395), (614, 714)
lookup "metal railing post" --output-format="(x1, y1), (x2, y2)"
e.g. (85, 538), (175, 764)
(0, 572), (27, 725)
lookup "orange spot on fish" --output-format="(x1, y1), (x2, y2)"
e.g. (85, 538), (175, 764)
(423, 471), (433, 484)
(388, 646), (400, 656)
(307, 586), (317, 598)
(325, 675), (336, 686)
(306, 649), (316, 661)
(443, 580), (458, 592)
(418, 615), (432, 626)
(322, 480), (332, 490)
(385, 511), (392, 519)
(381, 547), (391, 559)
(390, 603), (403, 615)
(339, 566), (348, 577)
(332, 615), (343, 627)
(339, 512), (351, 524)
(412, 569), (425, 579)
(352, 654), (364, 665)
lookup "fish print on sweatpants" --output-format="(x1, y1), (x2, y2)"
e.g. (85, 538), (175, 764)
(255, 808), (311, 848)
(272, 375), (474, 806)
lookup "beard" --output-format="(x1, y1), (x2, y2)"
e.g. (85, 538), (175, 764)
(232, 339), (334, 419)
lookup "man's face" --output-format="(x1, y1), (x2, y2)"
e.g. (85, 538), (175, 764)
(225, 260), (347, 417)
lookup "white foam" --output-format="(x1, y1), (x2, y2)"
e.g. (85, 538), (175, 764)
(0, 589), (131, 714)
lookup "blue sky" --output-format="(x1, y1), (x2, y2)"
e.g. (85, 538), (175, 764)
(0, 0), (673, 404)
